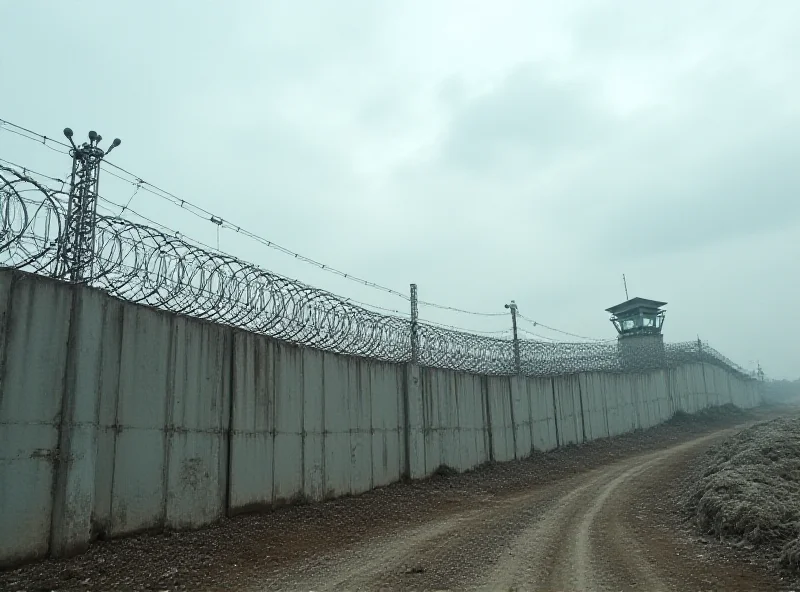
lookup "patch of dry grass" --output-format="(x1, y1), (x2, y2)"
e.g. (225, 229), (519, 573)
(684, 416), (800, 573)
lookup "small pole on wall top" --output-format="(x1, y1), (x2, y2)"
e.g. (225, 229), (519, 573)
(505, 300), (521, 374)
(410, 283), (419, 365)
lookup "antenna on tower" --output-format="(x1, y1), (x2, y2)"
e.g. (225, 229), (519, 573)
(622, 274), (629, 300)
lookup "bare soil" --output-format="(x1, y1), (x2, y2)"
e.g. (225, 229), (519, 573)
(1, 404), (794, 592)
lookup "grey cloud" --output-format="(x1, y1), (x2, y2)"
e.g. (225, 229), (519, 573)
(2, 1), (799, 378)
(439, 64), (610, 172)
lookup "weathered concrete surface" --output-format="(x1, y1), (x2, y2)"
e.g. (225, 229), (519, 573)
(229, 332), (274, 512)
(487, 376), (515, 461)
(164, 318), (231, 529)
(50, 287), (105, 558)
(577, 373), (610, 441)
(528, 377), (559, 451)
(0, 269), (762, 567)
(510, 376), (533, 458)
(552, 375), (585, 446)
(0, 273), (71, 565)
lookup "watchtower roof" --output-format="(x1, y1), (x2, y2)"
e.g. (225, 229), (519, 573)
(605, 297), (667, 316)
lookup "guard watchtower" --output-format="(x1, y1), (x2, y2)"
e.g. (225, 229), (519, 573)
(606, 297), (667, 369)
(606, 297), (666, 337)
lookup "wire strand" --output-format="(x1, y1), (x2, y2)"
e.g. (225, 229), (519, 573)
(518, 313), (606, 342)
(2, 116), (605, 329)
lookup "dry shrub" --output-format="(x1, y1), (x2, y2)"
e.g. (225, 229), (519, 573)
(684, 417), (800, 573)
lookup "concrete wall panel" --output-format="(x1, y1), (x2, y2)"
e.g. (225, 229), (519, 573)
(350, 362), (373, 494)
(229, 332), (274, 512)
(603, 374), (624, 437)
(577, 373), (609, 441)
(552, 375), (584, 445)
(302, 349), (325, 501)
(405, 364), (425, 479)
(510, 376), (533, 457)
(527, 377), (558, 451)
(454, 372), (487, 470)
(272, 343), (304, 503)
(51, 287), (106, 556)
(92, 296), (124, 536)
(110, 304), (172, 535)
(322, 352), (352, 496)
(164, 318), (230, 528)
(0, 273), (71, 565)
(421, 367), (443, 472)
(486, 377), (515, 461)
(369, 362), (403, 487)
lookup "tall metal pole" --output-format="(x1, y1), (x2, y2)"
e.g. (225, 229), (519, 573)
(410, 283), (419, 365)
(505, 300), (521, 374)
(58, 128), (121, 282)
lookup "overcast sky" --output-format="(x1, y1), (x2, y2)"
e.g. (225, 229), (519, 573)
(2, 1), (798, 378)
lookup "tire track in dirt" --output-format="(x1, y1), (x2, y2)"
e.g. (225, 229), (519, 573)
(260, 507), (490, 591)
(478, 455), (659, 591)
(542, 457), (666, 591)
(274, 432), (739, 592)
(270, 463), (635, 591)
(264, 477), (594, 591)
(480, 433), (731, 592)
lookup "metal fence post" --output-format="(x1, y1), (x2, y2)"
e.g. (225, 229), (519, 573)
(505, 300), (521, 374)
(410, 283), (419, 364)
(57, 128), (120, 282)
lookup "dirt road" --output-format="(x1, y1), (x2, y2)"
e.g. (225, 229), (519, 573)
(260, 430), (780, 591)
(4, 409), (791, 592)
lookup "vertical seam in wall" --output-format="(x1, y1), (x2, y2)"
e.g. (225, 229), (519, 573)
(300, 347), (305, 498)
(577, 375), (587, 443)
(50, 281), (80, 556)
(225, 331), (236, 516)
(451, 372), (459, 469)
(700, 362), (709, 407)
(527, 379), (535, 454)
(551, 378), (560, 449)
(420, 368), (427, 474)
(89, 296), (108, 539)
(161, 315), (177, 529)
(601, 376), (609, 438)
(367, 363), (374, 490)
(108, 304), (125, 536)
(270, 342), (277, 505)
(321, 354), (326, 496)
(349, 358), (355, 493)
(507, 376), (517, 459)
(0, 271), (16, 412)
(401, 364), (411, 479)
(666, 369), (674, 416)
(482, 375), (493, 462)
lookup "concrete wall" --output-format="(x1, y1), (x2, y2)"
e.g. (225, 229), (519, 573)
(0, 270), (761, 566)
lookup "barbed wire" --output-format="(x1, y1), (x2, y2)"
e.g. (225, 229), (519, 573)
(518, 312), (605, 342)
(0, 163), (756, 380)
(1, 116), (593, 331)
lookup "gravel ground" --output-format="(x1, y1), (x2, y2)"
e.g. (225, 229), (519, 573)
(0, 404), (775, 592)
(681, 412), (800, 585)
